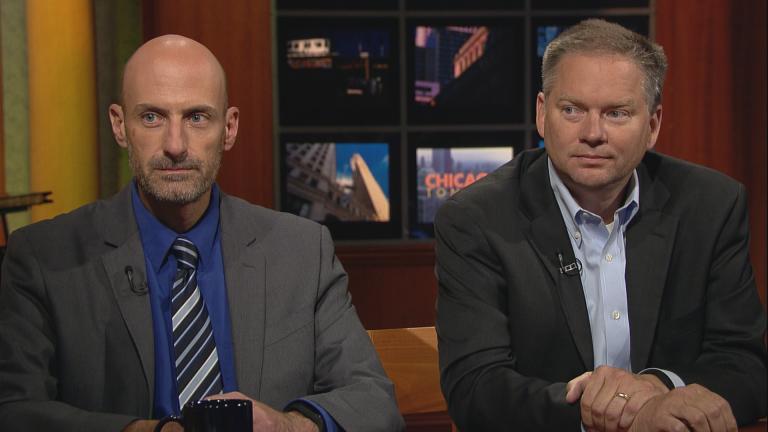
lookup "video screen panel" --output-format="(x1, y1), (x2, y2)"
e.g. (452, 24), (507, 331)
(277, 0), (397, 9)
(277, 18), (399, 126)
(281, 134), (401, 240)
(408, 132), (524, 238)
(407, 18), (525, 124)
(532, 0), (648, 9)
(406, 0), (523, 10)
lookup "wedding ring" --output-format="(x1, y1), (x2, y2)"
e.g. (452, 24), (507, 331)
(615, 392), (631, 401)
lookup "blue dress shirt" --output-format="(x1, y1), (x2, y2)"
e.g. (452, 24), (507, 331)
(131, 183), (339, 430)
(131, 183), (237, 417)
(548, 159), (684, 387)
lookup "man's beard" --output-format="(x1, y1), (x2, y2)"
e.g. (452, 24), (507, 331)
(128, 144), (223, 205)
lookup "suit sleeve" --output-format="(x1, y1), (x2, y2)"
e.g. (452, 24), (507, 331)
(301, 226), (405, 432)
(0, 229), (137, 432)
(435, 199), (580, 432)
(673, 184), (767, 424)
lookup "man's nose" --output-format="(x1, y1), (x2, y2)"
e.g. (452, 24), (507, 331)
(162, 117), (187, 160)
(579, 111), (607, 146)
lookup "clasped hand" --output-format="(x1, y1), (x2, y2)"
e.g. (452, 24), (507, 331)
(147, 392), (319, 432)
(565, 366), (736, 432)
(206, 392), (319, 432)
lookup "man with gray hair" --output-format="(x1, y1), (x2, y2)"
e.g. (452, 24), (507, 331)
(436, 19), (766, 431)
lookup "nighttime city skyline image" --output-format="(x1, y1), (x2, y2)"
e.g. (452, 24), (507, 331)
(409, 20), (524, 124)
(278, 19), (399, 125)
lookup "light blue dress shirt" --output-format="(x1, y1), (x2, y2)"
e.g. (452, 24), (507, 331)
(547, 158), (684, 387)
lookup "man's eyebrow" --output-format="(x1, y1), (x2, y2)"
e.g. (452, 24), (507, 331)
(605, 98), (637, 108)
(555, 95), (637, 108)
(555, 94), (583, 105)
(131, 104), (219, 116)
(183, 105), (219, 116)
(132, 103), (167, 115)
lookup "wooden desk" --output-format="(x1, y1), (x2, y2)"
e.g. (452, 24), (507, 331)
(403, 413), (766, 432)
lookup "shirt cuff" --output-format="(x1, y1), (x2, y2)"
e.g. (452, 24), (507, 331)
(284, 399), (339, 432)
(639, 367), (686, 389)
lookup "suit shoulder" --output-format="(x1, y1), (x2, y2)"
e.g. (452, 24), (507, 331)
(443, 148), (543, 211)
(5, 198), (113, 268)
(9, 199), (106, 244)
(645, 152), (744, 198)
(220, 195), (326, 239)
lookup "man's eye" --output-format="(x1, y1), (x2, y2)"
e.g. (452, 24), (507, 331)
(562, 106), (581, 116)
(189, 113), (208, 124)
(142, 113), (158, 123)
(607, 110), (629, 119)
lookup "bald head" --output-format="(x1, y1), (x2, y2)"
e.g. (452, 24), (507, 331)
(108, 34), (240, 221)
(120, 34), (228, 107)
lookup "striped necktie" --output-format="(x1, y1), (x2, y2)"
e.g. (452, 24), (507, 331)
(170, 237), (223, 408)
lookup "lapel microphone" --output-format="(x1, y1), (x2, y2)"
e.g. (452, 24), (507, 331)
(556, 251), (582, 277)
(124, 266), (148, 295)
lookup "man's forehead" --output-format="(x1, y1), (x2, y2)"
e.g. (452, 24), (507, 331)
(551, 54), (644, 88)
(120, 35), (227, 106)
(121, 54), (227, 108)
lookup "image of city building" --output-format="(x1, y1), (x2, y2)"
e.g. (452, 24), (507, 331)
(285, 143), (390, 222)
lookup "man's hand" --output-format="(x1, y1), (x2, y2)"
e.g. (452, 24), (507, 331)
(578, 366), (669, 432)
(207, 392), (319, 432)
(121, 419), (182, 432)
(629, 384), (737, 432)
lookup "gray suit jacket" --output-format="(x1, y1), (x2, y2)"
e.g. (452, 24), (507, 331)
(0, 186), (404, 431)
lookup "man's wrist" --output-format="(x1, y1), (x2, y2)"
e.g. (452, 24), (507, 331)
(637, 373), (671, 393)
(285, 411), (320, 432)
(639, 369), (675, 391)
(122, 419), (184, 432)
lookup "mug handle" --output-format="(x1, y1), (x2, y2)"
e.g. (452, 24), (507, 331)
(154, 415), (183, 432)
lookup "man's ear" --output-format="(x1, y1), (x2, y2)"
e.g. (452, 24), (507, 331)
(535, 92), (547, 141)
(109, 104), (128, 148)
(646, 104), (662, 150)
(223, 107), (240, 151)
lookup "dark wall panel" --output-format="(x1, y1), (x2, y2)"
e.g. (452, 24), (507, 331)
(337, 244), (437, 330)
(142, 0), (274, 208)
(656, 0), (766, 308)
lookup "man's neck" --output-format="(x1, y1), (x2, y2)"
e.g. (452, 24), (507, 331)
(564, 177), (631, 224)
(138, 189), (211, 233)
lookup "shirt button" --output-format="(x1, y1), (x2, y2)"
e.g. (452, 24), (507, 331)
(612, 310), (621, 320)
(573, 231), (581, 240)
(605, 253), (613, 262)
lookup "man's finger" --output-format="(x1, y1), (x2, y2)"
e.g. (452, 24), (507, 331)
(601, 392), (630, 432)
(618, 390), (659, 430)
(673, 404), (712, 432)
(588, 379), (622, 431)
(580, 371), (607, 428)
(566, 371), (593, 403)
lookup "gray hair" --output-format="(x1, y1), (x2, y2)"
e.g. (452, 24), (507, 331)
(542, 19), (668, 111)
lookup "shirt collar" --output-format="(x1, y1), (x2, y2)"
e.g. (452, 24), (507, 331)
(547, 157), (639, 228)
(131, 181), (221, 270)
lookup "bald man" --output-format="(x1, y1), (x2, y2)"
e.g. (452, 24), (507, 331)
(0, 35), (403, 432)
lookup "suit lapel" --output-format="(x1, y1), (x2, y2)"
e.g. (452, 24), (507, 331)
(520, 154), (594, 370)
(220, 195), (267, 399)
(102, 235), (155, 404)
(626, 160), (677, 371)
(97, 187), (155, 406)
